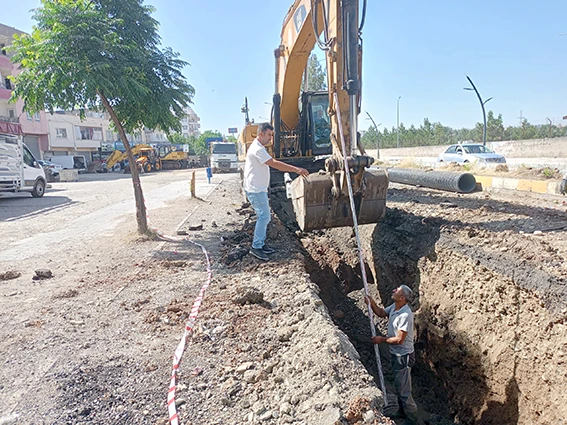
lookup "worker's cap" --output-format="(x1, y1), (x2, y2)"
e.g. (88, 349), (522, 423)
(399, 285), (414, 301)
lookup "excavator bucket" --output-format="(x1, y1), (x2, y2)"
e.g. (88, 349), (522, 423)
(289, 168), (389, 232)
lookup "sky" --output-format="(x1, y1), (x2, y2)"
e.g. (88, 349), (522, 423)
(7, 0), (567, 135)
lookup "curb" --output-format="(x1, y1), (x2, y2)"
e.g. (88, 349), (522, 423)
(474, 175), (562, 195)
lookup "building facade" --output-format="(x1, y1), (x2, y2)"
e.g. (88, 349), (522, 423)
(180, 105), (201, 138)
(0, 23), (49, 160)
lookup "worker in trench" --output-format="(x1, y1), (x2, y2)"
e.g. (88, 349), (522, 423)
(366, 285), (423, 425)
(243, 122), (309, 261)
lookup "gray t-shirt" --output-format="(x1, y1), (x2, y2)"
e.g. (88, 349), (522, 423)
(385, 304), (414, 356)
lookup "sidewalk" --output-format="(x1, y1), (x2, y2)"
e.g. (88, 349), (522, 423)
(474, 174), (564, 196)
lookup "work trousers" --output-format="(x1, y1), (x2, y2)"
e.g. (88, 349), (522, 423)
(391, 351), (419, 424)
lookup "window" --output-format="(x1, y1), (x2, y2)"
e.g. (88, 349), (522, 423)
(26, 112), (32, 121)
(0, 44), (6, 56)
(4, 78), (11, 90)
(34, 113), (40, 122)
(106, 130), (114, 141)
(182, 125), (188, 130)
(8, 109), (14, 119)
(56, 128), (68, 139)
(23, 146), (36, 167)
(212, 144), (237, 154)
(76, 126), (103, 140)
(445, 146), (457, 153)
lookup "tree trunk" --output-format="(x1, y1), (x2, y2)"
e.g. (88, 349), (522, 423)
(97, 90), (149, 234)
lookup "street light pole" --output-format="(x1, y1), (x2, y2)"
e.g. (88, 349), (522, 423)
(365, 111), (381, 159)
(396, 96), (401, 148)
(464, 76), (492, 146)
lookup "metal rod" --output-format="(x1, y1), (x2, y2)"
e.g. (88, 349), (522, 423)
(334, 92), (388, 407)
(396, 96), (401, 148)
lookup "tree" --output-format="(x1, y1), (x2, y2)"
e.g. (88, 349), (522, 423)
(10, 0), (194, 234)
(305, 54), (327, 91)
(195, 130), (223, 155)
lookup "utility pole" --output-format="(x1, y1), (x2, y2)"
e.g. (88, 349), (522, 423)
(396, 96), (401, 148)
(464, 75), (492, 146)
(518, 110), (524, 140)
(365, 111), (381, 159)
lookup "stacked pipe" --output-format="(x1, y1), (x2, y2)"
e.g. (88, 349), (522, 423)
(386, 168), (477, 193)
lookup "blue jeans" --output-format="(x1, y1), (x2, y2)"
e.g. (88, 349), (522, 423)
(246, 191), (271, 249)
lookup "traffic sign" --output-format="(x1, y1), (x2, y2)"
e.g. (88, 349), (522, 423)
(228, 127), (238, 134)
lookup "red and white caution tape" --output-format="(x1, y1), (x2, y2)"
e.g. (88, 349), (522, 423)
(146, 212), (213, 425)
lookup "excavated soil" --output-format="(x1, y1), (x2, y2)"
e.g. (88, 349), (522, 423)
(272, 183), (567, 425)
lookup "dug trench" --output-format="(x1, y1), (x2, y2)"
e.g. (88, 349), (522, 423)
(271, 185), (567, 425)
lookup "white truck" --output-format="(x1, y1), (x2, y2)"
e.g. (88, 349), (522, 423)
(48, 155), (87, 172)
(0, 134), (47, 198)
(210, 142), (238, 173)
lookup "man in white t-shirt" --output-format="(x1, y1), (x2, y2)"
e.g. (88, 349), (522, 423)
(367, 285), (421, 425)
(244, 122), (309, 261)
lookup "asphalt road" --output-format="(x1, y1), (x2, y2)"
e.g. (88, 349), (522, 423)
(0, 169), (224, 263)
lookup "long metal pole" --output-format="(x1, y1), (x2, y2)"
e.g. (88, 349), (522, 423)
(365, 111), (381, 159)
(335, 93), (388, 407)
(465, 76), (491, 146)
(396, 96), (401, 148)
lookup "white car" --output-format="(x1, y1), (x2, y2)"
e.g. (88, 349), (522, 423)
(438, 144), (506, 165)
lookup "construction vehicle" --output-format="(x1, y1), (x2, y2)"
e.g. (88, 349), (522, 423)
(105, 144), (162, 173)
(238, 0), (388, 231)
(155, 143), (193, 170)
(0, 133), (47, 198)
(210, 141), (238, 173)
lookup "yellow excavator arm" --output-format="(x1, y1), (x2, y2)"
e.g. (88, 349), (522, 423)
(239, 0), (388, 231)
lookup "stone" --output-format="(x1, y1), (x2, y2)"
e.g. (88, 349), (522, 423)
(236, 362), (254, 373)
(363, 410), (376, 423)
(33, 269), (53, 280)
(279, 402), (292, 415)
(258, 411), (273, 421)
(188, 224), (204, 231)
(277, 327), (294, 342)
(252, 401), (266, 415)
(0, 271), (21, 281)
(232, 287), (264, 306)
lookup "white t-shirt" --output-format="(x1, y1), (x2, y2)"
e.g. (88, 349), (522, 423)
(385, 304), (414, 356)
(244, 139), (272, 193)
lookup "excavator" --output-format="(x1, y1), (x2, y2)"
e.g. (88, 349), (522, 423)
(238, 0), (388, 232)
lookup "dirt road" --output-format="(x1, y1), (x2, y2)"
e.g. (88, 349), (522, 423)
(2, 169), (566, 425)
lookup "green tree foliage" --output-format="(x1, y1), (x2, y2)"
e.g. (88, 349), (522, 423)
(195, 130), (223, 155)
(10, 0), (194, 233)
(305, 54), (327, 91)
(360, 110), (567, 149)
(169, 133), (198, 154)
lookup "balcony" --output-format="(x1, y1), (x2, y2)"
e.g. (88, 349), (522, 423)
(0, 114), (18, 123)
(0, 87), (12, 100)
(0, 52), (13, 65)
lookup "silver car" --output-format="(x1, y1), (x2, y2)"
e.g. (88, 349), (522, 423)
(438, 144), (506, 164)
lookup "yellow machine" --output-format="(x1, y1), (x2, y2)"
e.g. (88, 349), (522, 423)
(155, 143), (190, 170)
(105, 144), (161, 173)
(238, 0), (388, 231)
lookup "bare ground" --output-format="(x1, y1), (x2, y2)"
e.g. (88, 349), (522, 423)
(2, 173), (567, 425)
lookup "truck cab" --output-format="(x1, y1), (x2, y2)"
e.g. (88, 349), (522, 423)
(210, 142), (238, 173)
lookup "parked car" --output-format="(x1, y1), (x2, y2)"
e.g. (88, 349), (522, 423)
(438, 144), (506, 165)
(38, 160), (62, 182)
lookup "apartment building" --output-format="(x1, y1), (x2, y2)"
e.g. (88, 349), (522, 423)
(181, 105), (201, 137)
(0, 23), (49, 160)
